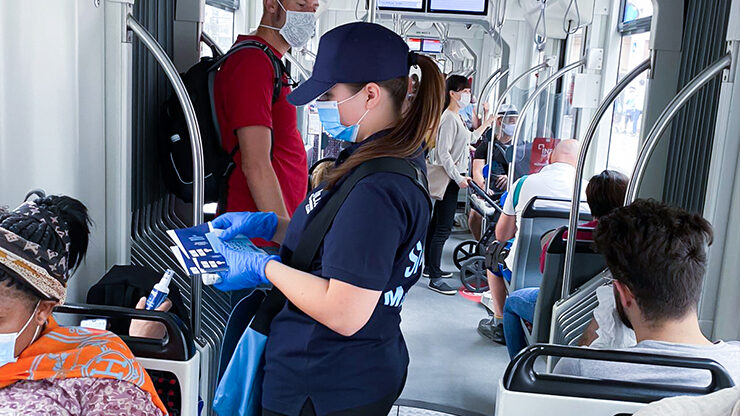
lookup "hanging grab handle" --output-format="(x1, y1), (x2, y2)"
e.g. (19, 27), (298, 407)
(563, 0), (582, 35)
(534, 0), (548, 51)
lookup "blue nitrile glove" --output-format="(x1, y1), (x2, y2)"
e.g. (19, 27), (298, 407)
(210, 211), (278, 241)
(210, 237), (280, 291)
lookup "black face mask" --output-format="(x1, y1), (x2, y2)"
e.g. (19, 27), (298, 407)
(613, 286), (634, 330)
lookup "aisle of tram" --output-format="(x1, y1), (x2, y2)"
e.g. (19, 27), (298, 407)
(400, 234), (508, 416)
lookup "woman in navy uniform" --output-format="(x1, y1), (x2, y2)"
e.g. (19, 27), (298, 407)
(210, 22), (446, 416)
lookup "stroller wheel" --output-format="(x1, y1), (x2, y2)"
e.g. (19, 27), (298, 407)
(453, 240), (479, 270)
(460, 256), (489, 293)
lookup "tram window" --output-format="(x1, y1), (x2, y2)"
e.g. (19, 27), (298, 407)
(606, 31), (651, 173)
(201, 4), (236, 57)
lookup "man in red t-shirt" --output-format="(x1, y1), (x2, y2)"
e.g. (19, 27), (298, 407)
(213, 0), (318, 248)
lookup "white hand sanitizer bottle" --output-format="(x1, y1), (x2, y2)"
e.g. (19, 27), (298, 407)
(146, 269), (174, 310)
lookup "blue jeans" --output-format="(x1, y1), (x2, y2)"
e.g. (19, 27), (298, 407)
(503, 287), (539, 359)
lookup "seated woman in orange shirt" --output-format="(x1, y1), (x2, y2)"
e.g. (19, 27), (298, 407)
(0, 194), (167, 415)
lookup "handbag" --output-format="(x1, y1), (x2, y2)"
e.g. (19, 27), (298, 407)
(213, 157), (430, 416)
(425, 149), (451, 200)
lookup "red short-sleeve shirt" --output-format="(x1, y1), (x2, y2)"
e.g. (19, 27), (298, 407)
(213, 35), (308, 220)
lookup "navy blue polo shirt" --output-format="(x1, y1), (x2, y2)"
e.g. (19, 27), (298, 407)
(262, 130), (431, 415)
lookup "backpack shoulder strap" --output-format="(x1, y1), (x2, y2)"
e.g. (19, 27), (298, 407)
(208, 40), (285, 104)
(249, 157), (430, 335)
(513, 175), (529, 209)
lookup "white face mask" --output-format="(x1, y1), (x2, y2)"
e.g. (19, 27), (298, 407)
(457, 92), (471, 108)
(502, 122), (516, 137)
(0, 302), (40, 368)
(260, 0), (316, 49)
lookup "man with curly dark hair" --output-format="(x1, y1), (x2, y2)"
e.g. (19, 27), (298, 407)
(555, 199), (740, 385)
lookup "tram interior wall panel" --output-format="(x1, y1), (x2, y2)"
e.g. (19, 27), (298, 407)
(0, 0), (107, 304)
(662, 0), (733, 213)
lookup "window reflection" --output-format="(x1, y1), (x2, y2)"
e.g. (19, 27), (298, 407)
(607, 31), (651, 174)
(622, 0), (654, 23)
(202, 5), (235, 56)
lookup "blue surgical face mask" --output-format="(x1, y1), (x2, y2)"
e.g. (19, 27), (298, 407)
(502, 122), (516, 137)
(316, 91), (370, 143)
(0, 302), (40, 368)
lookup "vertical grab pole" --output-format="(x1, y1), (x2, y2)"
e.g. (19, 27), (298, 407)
(626, 54), (733, 204)
(561, 59), (650, 299)
(368, 0), (377, 23)
(127, 15), (205, 340)
(477, 68), (510, 120)
(486, 61), (551, 195)
(508, 58), (586, 191)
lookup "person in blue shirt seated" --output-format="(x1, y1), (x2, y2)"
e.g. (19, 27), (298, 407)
(554, 200), (740, 385)
(502, 170), (628, 358)
(208, 22), (445, 416)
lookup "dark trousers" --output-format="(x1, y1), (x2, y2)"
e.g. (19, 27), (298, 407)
(262, 380), (404, 416)
(424, 180), (460, 278)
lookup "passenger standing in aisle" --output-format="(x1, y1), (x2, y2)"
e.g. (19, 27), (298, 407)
(211, 22), (446, 415)
(213, 0), (318, 245)
(424, 76), (495, 295)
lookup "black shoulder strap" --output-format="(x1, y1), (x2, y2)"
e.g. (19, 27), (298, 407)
(249, 157), (431, 335)
(290, 157), (430, 269)
(208, 40), (285, 103)
(207, 40), (285, 149)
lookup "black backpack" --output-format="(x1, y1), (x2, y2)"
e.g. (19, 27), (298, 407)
(159, 40), (287, 205)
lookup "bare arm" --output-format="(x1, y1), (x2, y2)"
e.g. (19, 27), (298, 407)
(495, 213), (517, 241)
(578, 317), (600, 347)
(472, 159), (486, 188)
(265, 261), (381, 337)
(237, 126), (289, 219)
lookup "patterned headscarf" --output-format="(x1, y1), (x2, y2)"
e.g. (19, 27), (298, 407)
(0, 201), (71, 302)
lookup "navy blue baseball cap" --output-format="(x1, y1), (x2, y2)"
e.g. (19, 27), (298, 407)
(288, 22), (414, 106)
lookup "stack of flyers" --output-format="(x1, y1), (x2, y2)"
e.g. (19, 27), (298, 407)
(167, 223), (228, 275)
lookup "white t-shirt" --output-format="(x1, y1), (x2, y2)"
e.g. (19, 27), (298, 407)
(502, 162), (587, 269)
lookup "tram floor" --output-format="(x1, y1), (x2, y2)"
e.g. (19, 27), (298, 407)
(398, 232), (510, 416)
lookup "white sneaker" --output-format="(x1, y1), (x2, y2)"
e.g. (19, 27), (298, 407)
(480, 290), (494, 312)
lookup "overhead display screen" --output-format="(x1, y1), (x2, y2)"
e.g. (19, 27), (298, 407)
(407, 38), (422, 51)
(428, 0), (488, 15)
(421, 39), (443, 53)
(378, 0), (425, 11)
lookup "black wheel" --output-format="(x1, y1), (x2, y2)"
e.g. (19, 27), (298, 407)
(453, 240), (479, 270)
(460, 256), (489, 293)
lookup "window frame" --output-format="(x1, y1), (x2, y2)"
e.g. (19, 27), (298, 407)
(617, 0), (653, 35)
(206, 0), (239, 13)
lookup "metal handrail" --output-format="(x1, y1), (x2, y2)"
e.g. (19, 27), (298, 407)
(561, 58), (651, 299)
(201, 31), (224, 57)
(127, 15), (205, 339)
(476, 67), (510, 119)
(626, 53), (733, 203)
(284, 52), (312, 80)
(509, 58), (587, 190)
(486, 61), (552, 194)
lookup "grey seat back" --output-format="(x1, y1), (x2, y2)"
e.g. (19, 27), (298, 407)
(507, 197), (591, 292)
(526, 226), (606, 345)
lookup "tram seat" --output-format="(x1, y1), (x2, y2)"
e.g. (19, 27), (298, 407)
(524, 226), (606, 346)
(53, 303), (200, 416)
(496, 344), (736, 416)
(506, 197), (591, 293)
